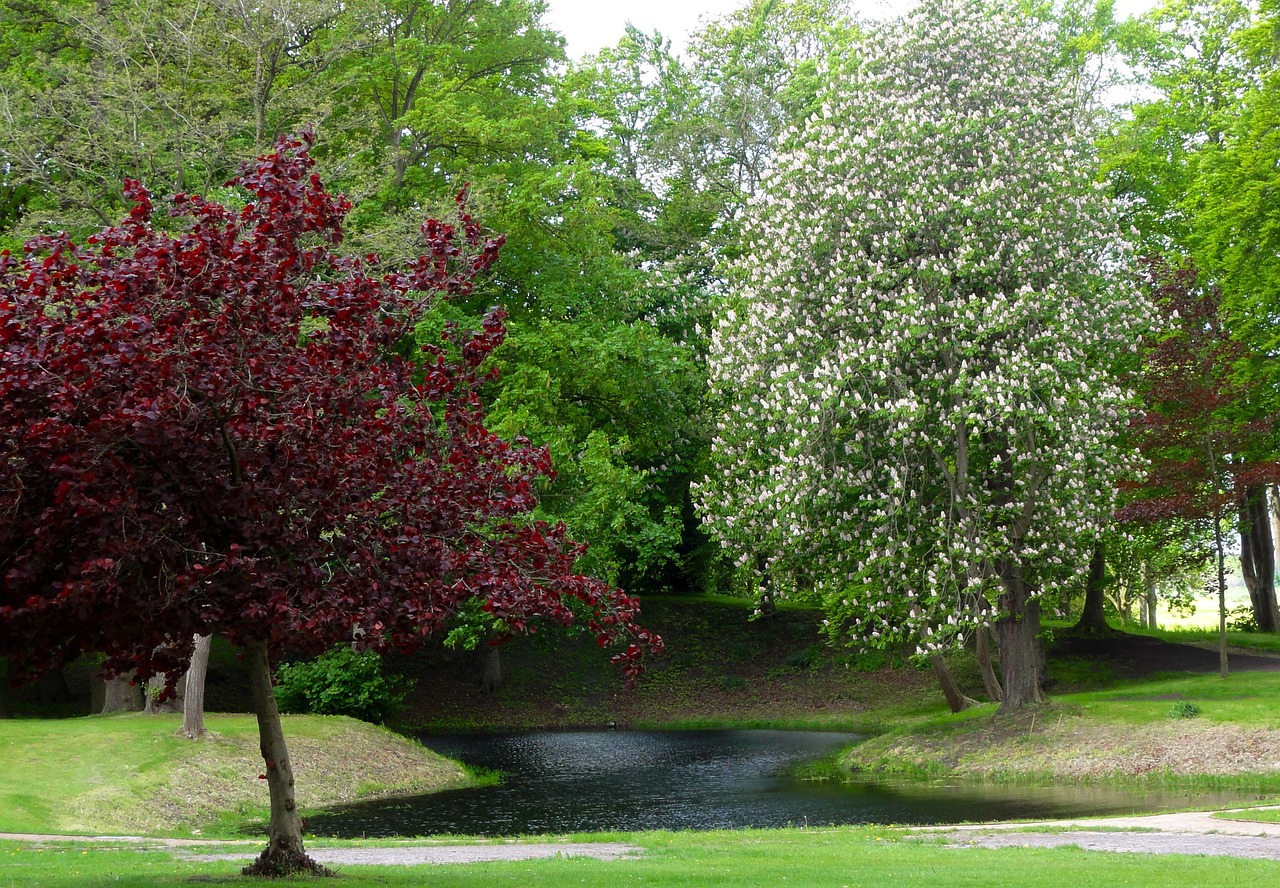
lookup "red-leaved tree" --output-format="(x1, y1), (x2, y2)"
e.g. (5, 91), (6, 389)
(0, 132), (659, 876)
(1118, 258), (1280, 673)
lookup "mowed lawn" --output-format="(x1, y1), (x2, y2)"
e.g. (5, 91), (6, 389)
(3, 829), (1280, 888)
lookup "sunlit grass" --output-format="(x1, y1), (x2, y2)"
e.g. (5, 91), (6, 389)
(0, 713), (472, 838)
(3, 829), (1279, 888)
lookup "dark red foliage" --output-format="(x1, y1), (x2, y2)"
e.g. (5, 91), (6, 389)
(0, 131), (659, 687)
(1116, 257), (1280, 523)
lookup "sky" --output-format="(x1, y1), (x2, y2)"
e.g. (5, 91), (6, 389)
(543, 0), (1157, 59)
(543, 0), (912, 59)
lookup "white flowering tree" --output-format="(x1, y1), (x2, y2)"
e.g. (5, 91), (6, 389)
(697, 0), (1149, 711)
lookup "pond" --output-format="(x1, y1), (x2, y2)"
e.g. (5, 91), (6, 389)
(302, 729), (1257, 838)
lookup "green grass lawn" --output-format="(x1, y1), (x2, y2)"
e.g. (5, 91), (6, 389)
(1063, 670), (1280, 727)
(0, 713), (472, 837)
(2, 829), (1278, 888)
(1212, 806), (1280, 823)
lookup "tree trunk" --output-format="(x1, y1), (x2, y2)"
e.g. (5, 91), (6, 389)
(1144, 562), (1158, 630)
(1215, 505), (1229, 678)
(929, 654), (977, 713)
(37, 665), (72, 704)
(144, 674), (166, 713)
(1074, 539), (1109, 633)
(241, 639), (330, 877)
(994, 559), (1044, 712)
(479, 645), (502, 694)
(755, 553), (776, 618)
(976, 625), (1003, 703)
(1269, 484), (1280, 595)
(180, 634), (212, 739)
(1032, 599), (1050, 690)
(1239, 485), (1279, 632)
(101, 671), (144, 713)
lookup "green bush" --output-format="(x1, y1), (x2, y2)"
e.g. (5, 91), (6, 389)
(1168, 700), (1202, 719)
(274, 645), (412, 724)
(1227, 605), (1259, 633)
(785, 645), (823, 670)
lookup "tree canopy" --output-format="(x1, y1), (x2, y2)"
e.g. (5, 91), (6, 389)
(0, 132), (657, 873)
(698, 0), (1149, 709)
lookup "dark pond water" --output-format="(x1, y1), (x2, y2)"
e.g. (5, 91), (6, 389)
(303, 730), (1258, 838)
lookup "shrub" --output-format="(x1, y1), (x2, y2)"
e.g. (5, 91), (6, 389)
(1168, 700), (1201, 719)
(275, 645), (413, 724)
(1227, 605), (1259, 633)
(785, 645), (823, 670)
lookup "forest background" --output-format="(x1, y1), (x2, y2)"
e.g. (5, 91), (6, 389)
(5, 0), (1280, 679)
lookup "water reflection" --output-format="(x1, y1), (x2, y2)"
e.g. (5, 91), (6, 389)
(302, 730), (1258, 838)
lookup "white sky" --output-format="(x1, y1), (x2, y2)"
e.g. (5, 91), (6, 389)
(543, 0), (909, 58)
(543, 0), (1157, 59)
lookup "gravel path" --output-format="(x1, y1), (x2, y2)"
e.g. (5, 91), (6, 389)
(10, 810), (1280, 865)
(913, 808), (1280, 860)
(186, 842), (642, 866)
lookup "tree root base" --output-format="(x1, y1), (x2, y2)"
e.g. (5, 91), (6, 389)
(241, 846), (335, 878)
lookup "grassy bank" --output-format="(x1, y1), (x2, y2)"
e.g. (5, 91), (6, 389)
(3, 828), (1279, 887)
(843, 669), (1280, 791)
(0, 713), (474, 838)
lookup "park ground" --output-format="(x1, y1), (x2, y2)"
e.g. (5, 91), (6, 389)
(7, 595), (1280, 885)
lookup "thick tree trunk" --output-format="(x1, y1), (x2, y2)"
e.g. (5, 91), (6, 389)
(242, 639), (330, 878)
(1239, 485), (1279, 632)
(994, 560), (1044, 712)
(1074, 539), (1109, 633)
(976, 625), (1003, 703)
(101, 672), (143, 713)
(479, 645), (502, 694)
(180, 634), (212, 739)
(144, 674), (167, 713)
(929, 654), (977, 713)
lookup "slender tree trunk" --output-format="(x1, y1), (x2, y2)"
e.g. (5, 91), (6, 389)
(1144, 563), (1158, 630)
(101, 671), (144, 713)
(755, 553), (776, 618)
(180, 634), (212, 739)
(994, 559), (1044, 712)
(1268, 484), (1280, 594)
(479, 645), (502, 694)
(1207, 447), (1228, 677)
(242, 639), (330, 878)
(1032, 599), (1050, 691)
(1074, 539), (1109, 633)
(976, 625), (1003, 703)
(1215, 504), (1229, 678)
(929, 654), (977, 713)
(1239, 485), (1279, 631)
